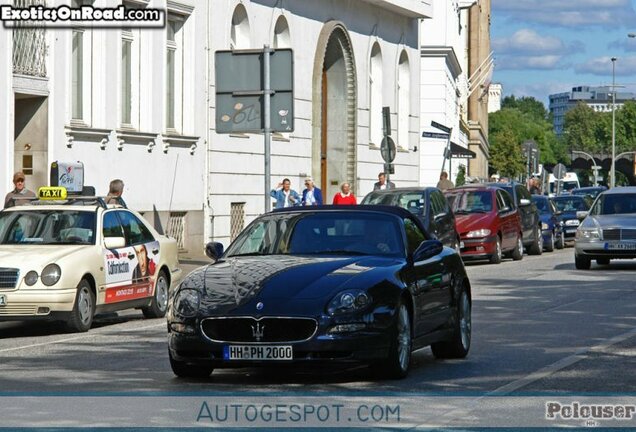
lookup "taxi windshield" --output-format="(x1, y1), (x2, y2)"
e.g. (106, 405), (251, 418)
(0, 210), (96, 245)
(225, 212), (405, 257)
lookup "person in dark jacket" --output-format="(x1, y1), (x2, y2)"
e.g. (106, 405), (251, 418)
(373, 172), (395, 191)
(301, 177), (323, 206)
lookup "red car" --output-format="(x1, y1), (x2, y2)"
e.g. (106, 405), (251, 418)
(444, 186), (523, 264)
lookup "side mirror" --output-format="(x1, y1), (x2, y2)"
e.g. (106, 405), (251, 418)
(413, 240), (443, 262)
(499, 206), (511, 213)
(576, 211), (589, 221)
(205, 241), (224, 261)
(104, 237), (125, 249)
(434, 212), (447, 220)
(555, 210), (563, 216)
(519, 198), (531, 207)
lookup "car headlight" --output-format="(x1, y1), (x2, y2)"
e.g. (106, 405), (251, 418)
(24, 271), (38, 286)
(541, 223), (549, 230)
(327, 290), (371, 315)
(575, 228), (601, 241)
(174, 289), (201, 318)
(40, 264), (61, 286)
(565, 219), (580, 226)
(465, 228), (491, 238)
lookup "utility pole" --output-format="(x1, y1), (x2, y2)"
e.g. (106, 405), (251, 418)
(611, 57), (617, 188)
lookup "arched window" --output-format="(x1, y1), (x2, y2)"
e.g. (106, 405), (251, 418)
(230, 4), (250, 49)
(397, 50), (410, 150)
(273, 15), (290, 48)
(369, 43), (383, 145)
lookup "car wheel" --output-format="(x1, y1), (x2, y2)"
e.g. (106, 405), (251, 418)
(489, 237), (502, 264)
(596, 258), (610, 265)
(545, 231), (555, 252)
(511, 234), (523, 261)
(142, 270), (169, 319)
(67, 279), (95, 333)
(555, 231), (565, 249)
(169, 350), (214, 378)
(432, 284), (471, 359)
(528, 226), (543, 255)
(575, 254), (591, 270)
(372, 301), (412, 379)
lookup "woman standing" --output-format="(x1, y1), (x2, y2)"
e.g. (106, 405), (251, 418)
(332, 182), (357, 205)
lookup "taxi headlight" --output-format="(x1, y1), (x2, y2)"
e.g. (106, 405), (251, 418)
(541, 223), (549, 230)
(575, 228), (601, 241)
(41, 264), (61, 286)
(174, 289), (201, 318)
(24, 271), (38, 286)
(466, 228), (491, 238)
(327, 290), (371, 315)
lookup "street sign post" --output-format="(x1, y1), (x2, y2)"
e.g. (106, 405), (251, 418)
(381, 106), (393, 183)
(380, 136), (396, 163)
(215, 47), (294, 212)
(422, 132), (450, 140)
(430, 121), (453, 178)
(431, 121), (452, 134)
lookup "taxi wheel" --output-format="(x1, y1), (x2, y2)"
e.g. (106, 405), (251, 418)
(169, 351), (214, 378)
(67, 279), (95, 333)
(142, 270), (169, 319)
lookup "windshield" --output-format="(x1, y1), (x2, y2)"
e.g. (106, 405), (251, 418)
(532, 198), (550, 214)
(225, 212), (404, 257)
(0, 210), (96, 245)
(591, 193), (636, 215)
(447, 190), (493, 213)
(362, 192), (426, 215)
(552, 198), (589, 212)
(572, 189), (603, 199)
(550, 181), (578, 193)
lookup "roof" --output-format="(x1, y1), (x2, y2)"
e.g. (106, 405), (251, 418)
(364, 187), (437, 195)
(447, 184), (501, 192)
(600, 186), (636, 195)
(271, 204), (416, 219)
(552, 194), (588, 201)
(573, 186), (606, 191)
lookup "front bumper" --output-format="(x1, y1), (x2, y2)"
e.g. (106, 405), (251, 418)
(459, 235), (497, 260)
(575, 240), (636, 260)
(0, 288), (76, 319)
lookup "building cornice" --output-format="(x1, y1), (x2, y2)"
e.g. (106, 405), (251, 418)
(420, 46), (462, 78)
(357, 0), (432, 18)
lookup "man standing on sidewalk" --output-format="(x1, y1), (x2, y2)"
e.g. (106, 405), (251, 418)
(4, 171), (36, 208)
(271, 178), (301, 209)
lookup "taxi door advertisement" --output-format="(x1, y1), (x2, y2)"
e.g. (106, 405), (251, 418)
(103, 241), (161, 304)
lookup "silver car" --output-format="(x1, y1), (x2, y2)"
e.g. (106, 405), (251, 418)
(574, 187), (636, 269)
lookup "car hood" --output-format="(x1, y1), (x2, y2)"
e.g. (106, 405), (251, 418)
(455, 212), (495, 234)
(0, 245), (92, 270)
(180, 255), (403, 315)
(583, 214), (636, 230)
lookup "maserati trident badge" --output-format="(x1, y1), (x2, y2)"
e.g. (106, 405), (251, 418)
(251, 322), (265, 342)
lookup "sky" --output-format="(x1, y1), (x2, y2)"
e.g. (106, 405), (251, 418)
(492, 0), (636, 106)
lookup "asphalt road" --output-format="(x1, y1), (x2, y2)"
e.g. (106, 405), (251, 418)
(1, 248), (635, 394)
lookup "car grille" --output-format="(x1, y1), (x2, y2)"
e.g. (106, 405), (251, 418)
(602, 229), (636, 240)
(0, 268), (19, 289)
(201, 317), (318, 343)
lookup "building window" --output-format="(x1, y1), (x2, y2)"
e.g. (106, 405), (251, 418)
(71, 29), (83, 120)
(397, 50), (410, 150)
(121, 35), (132, 125)
(230, 203), (245, 241)
(369, 43), (383, 146)
(273, 15), (290, 49)
(166, 15), (184, 132)
(230, 4), (250, 49)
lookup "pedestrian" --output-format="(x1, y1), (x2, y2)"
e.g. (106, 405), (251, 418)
(106, 179), (126, 205)
(270, 178), (301, 209)
(373, 172), (396, 191)
(436, 171), (455, 191)
(4, 171), (36, 208)
(332, 182), (357, 205)
(529, 177), (541, 195)
(301, 177), (323, 206)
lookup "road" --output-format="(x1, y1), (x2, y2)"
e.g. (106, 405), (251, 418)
(0, 249), (635, 394)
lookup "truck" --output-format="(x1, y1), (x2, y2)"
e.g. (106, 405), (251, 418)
(548, 172), (580, 196)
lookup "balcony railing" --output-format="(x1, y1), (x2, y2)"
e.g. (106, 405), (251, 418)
(12, 0), (47, 77)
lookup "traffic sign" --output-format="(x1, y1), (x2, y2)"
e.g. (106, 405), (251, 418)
(553, 163), (567, 180)
(384, 162), (395, 175)
(422, 132), (450, 139)
(431, 121), (452, 134)
(381, 136), (397, 163)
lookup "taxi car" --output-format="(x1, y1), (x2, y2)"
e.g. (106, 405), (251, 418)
(0, 188), (182, 331)
(575, 187), (636, 269)
(167, 206), (472, 379)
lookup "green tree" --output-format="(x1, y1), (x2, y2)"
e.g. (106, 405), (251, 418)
(502, 95), (550, 122)
(455, 164), (466, 186)
(563, 102), (602, 154)
(489, 127), (526, 177)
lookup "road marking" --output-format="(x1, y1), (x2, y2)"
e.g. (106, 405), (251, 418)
(0, 321), (165, 354)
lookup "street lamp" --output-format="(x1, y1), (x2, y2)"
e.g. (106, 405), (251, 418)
(611, 57), (617, 188)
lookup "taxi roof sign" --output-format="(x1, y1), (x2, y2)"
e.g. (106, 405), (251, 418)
(38, 187), (67, 200)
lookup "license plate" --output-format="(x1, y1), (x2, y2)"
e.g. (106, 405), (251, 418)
(0, 294), (5, 306)
(605, 242), (636, 250)
(223, 345), (293, 361)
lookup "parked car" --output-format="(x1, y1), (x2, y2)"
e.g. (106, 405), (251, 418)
(571, 186), (607, 201)
(444, 186), (523, 264)
(531, 195), (565, 251)
(167, 206), (472, 379)
(486, 182), (543, 255)
(574, 187), (636, 269)
(361, 187), (460, 250)
(552, 195), (591, 242)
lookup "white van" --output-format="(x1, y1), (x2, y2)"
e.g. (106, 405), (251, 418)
(548, 172), (580, 196)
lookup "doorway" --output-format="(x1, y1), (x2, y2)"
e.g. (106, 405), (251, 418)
(14, 94), (48, 191)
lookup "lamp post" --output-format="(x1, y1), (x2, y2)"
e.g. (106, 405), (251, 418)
(611, 57), (617, 188)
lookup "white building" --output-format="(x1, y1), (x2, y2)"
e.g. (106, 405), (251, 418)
(1, 0), (208, 252)
(488, 82), (502, 113)
(207, 0), (431, 246)
(418, 0), (474, 187)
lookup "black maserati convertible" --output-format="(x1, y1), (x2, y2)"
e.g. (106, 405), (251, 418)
(167, 206), (472, 379)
